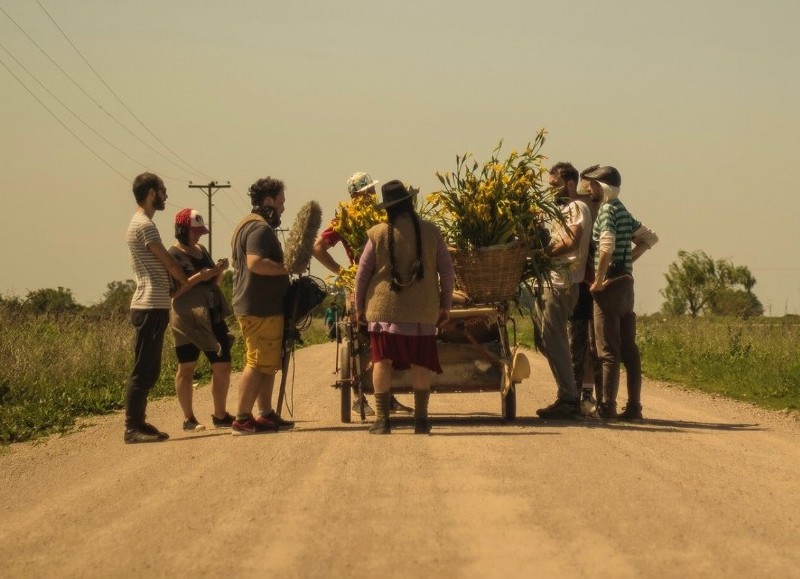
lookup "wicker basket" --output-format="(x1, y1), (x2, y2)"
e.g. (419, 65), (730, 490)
(449, 243), (529, 304)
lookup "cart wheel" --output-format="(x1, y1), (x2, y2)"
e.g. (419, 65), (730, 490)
(502, 383), (517, 422)
(339, 345), (352, 423)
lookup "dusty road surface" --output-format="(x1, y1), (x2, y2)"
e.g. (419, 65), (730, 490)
(1, 341), (799, 578)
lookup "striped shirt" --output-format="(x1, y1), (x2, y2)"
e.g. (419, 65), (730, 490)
(593, 199), (641, 275)
(127, 212), (171, 309)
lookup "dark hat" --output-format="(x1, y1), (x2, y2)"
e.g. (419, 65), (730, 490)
(581, 165), (621, 188)
(377, 180), (419, 209)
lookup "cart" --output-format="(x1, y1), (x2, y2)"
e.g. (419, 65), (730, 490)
(332, 303), (531, 423)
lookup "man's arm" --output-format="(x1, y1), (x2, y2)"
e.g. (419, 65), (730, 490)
(312, 235), (343, 274)
(631, 224), (658, 262)
(246, 253), (289, 276)
(548, 223), (582, 258)
(147, 241), (189, 287)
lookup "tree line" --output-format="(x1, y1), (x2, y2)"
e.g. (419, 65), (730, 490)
(0, 251), (766, 318)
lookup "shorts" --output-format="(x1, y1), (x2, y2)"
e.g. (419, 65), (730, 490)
(370, 332), (443, 374)
(174, 319), (232, 364)
(237, 314), (284, 374)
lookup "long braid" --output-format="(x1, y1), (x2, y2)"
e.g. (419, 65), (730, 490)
(410, 211), (424, 281)
(388, 212), (401, 292)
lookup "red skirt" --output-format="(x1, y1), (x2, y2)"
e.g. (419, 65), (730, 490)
(369, 332), (443, 374)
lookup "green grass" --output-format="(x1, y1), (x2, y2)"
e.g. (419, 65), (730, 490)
(494, 308), (800, 411)
(4, 303), (797, 445)
(0, 307), (328, 444)
(638, 315), (800, 410)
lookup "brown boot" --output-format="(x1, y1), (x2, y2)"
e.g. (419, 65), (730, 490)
(414, 390), (431, 434)
(369, 392), (392, 434)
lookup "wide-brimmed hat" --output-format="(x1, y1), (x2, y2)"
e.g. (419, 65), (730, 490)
(377, 180), (419, 209)
(346, 172), (379, 195)
(175, 208), (209, 234)
(581, 165), (621, 188)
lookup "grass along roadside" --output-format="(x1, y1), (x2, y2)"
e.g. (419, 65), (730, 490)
(3, 305), (798, 444)
(509, 309), (800, 412)
(0, 307), (329, 444)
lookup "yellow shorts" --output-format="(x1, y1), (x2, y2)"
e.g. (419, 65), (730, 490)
(237, 314), (284, 374)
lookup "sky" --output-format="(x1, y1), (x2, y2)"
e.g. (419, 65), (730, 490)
(2, 0), (799, 315)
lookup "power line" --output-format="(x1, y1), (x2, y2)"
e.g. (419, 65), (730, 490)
(33, 0), (212, 181)
(0, 54), (128, 182)
(0, 3), (203, 179)
(0, 39), (182, 181)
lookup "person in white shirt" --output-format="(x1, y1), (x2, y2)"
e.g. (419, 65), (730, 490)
(534, 163), (592, 420)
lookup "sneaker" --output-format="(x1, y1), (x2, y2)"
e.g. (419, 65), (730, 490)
(211, 412), (236, 428)
(352, 396), (376, 417)
(259, 409), (295, 429)
(141, 422), (170, 440)
(183, 416), (206, 432)
(231, 415), (276, 436)
(389, 396), (413, 414)
(579, 389), (596, 416)
(619, 403), (643, 421)
(536, 398), (581, 420)
(124, 428), (163, 444)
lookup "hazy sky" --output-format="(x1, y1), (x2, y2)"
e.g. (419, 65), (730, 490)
(2, 0), (799, 314)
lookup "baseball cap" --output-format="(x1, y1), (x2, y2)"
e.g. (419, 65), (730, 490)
(175, 208), (209, 234)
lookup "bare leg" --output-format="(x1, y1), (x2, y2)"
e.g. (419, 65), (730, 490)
(175, 361), (197, 420)
(210, 362), (232, 419)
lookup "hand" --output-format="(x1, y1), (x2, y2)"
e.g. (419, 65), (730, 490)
(216, 258), (230, 271)
(590, 279), (607, 293)
(436, 308), (450, 328)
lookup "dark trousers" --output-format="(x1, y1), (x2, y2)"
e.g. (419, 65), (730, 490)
(592, 277), (641, 407)
(568, 282), (602, 399)
(125, 309), (169, 429)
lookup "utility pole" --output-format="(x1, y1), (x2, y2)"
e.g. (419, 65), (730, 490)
(188, 180), (230, 258)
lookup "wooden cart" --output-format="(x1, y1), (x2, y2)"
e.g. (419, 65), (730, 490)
(332, 303), (531, 423)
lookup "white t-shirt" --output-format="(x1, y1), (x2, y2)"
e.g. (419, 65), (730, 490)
(126, 212), (171, 309)
(549, 199), (592, 288)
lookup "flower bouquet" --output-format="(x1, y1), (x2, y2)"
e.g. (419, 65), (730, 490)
(329, 193), (386, 292)
(424, 129), (564, 303)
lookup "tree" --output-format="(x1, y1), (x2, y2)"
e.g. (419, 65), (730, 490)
(660, 250), (760, 317)
(708, 288), (764, 318)
(93, 280), (137, 316)
(23, 287), (84, 315)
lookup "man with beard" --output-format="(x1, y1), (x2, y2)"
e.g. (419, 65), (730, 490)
(125, 172), (190, 443)
(229, 177), (295, 435)
(534, 165), (592, 420)
(584, 166), (658, 420)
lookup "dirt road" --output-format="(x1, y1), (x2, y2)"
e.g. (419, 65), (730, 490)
(1, 342), (799, 578)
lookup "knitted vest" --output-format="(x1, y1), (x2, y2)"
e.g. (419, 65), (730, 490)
(364, 216), (442, 324)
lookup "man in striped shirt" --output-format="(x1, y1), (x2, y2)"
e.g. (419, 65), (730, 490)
(584, 166), (658, 420)
(125, 172), (189, 444)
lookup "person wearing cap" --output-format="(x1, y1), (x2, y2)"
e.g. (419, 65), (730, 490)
(312, 171), (414, 417)
(168, 209), (235, 432)
(548, 162), (603, 416)
(229, 177), (295, 435)
(583, 166), (659, 420)
(124, 173), (190, 444)
(355, 180), (455, 434)
(534, 165), (593, 420)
